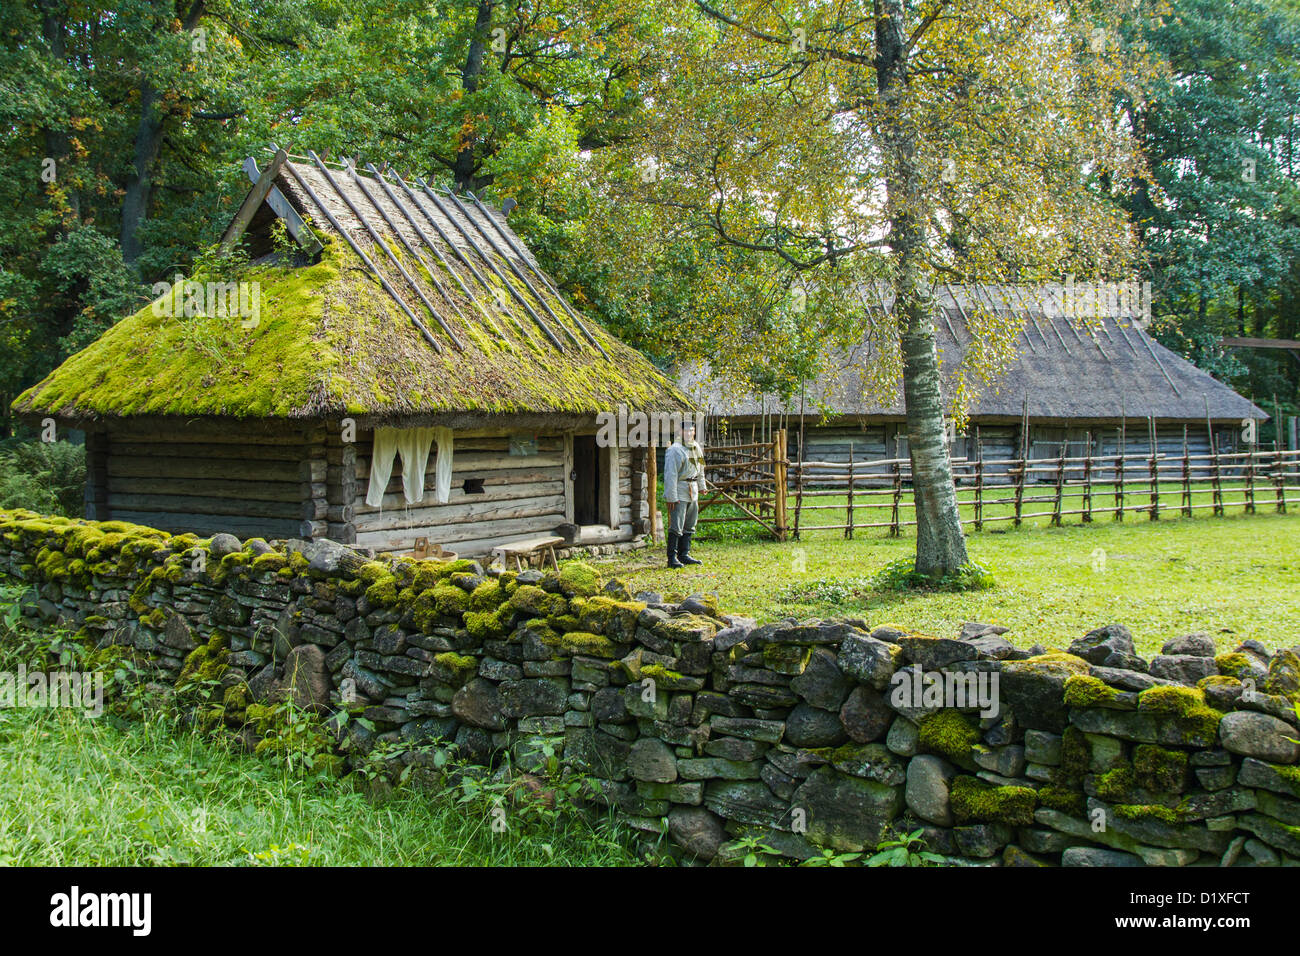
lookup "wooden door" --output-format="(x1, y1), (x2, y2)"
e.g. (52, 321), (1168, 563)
(573, 435), (600, 525)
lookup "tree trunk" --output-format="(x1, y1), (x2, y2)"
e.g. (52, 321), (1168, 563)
(453, 0), (494, 192)
(120, 0), (205, 264)
(876, 0), (969, 576)
(39, 0), (79, 225)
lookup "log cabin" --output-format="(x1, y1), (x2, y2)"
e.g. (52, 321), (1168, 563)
(13, 149), (689, 557)
(679, 283), (1266, 481)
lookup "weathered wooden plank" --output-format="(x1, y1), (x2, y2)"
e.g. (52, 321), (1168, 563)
(110, 442), (316, 462)
(222, 148), (289, 250)
(107, 493), (315, 520)
(353, 494), (567, 533)
(110, 511), (308, 539)
(355, 479), (565, 514)
(108, 456), (312, 482)
(356, 512), (568, 552)
(353, 451), (565, 479)
(109, 424), (325, 445)
(106, 476), (317, 503)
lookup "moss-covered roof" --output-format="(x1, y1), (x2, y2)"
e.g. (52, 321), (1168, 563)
(14, 158), (687, 422)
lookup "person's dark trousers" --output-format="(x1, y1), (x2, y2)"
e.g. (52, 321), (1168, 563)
(666, 531), (683, 568)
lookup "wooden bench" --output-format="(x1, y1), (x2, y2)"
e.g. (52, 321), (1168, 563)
(491, 535), (564, 572)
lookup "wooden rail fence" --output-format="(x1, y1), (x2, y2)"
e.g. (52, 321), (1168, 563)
(790, 448), (1300, 537)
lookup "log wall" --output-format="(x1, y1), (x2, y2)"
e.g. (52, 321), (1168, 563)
(99, 421), (327, 539)
(351, 427), (638, 556)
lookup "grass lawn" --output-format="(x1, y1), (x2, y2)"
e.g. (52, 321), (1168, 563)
(595, 508), (1300, 657)
(0, 706), (637, 866)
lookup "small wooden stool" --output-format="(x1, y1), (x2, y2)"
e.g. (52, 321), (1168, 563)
(491, 535), (564, 572)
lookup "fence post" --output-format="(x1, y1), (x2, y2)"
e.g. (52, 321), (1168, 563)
(974, 454), (984, 531)
(1014, 456), (1025, 527)
(1115, 434), (1124, 521)
(1083, 444), (1093, 523)
(1212, 439), (1224, 516)
(845, 440), (854, 540)
(774, 429), (788, 541)
(1245, 450), (1256, 515)
(1181, 428), (1192, 518)
(1052, 445), (1066, 526)
(793, 457), (803, 541)
(1149, 418), (1160, 522)
(1275, 450), (1287, 514)
(890, 460), (902, 537)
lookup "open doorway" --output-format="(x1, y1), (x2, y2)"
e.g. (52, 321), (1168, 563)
(572, 435), (603, 526)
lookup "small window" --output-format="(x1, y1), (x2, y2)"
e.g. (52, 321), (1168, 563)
(462, 478), (485, 495)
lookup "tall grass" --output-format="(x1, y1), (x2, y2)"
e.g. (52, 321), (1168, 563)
(0, 593), (642, 867)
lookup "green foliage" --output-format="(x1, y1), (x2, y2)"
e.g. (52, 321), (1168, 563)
(872, 557), (995, 593)
(1118, 0), (1300, 408)
(0, 440), (85, 516)
(866, 829), (944, 867)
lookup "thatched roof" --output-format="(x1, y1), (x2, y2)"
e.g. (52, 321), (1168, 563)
(681, 284), (1265, 423)
(15, 151), (687, 424)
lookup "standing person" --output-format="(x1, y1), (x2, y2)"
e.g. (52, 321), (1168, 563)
(662, 420), (706, 568)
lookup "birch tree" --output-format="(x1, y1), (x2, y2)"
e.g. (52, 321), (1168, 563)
(595, 0), (1150, 576)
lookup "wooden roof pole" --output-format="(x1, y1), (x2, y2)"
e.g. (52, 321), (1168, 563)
(1013, 285), (1071, 355)
(221, 148), (288, 251)
(307, 151), (454, 351)
(459, 191), (582, 347)
(367, 165), (484, 324)
(280, 157), (443, 353)
(463, 190), (609, 357)
(433, 187), (567, 352)
(346, 163), (467, 348)
(353, 164), (475, 340)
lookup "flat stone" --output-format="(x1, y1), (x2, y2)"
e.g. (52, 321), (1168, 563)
(1148, 654), (1217, 686)
(1162, 634), (1217, 657)
(836, 634), (904, 691)
(784, 704), (847, 748)
(905, 754), (958, 826)
(677, 758), (763, 781)
(1024, 730), (1062, 766)
(1238, 813), (1300, 857)
(628, 737), (678, 783)
(451, 678), (506, 731)
(1068, 624), (1136, 665)
(789, 648), (851, 710)
(1238, 757), (1300, 798)
(792, 767), (903, 851)
(828, 743), (907, 786)
(1219, 710), (1300, 763)
(667, 806), (727, 860)
(710, 716), (785, 743)
(886, 715), (920, 756)
(896, 635), (981, 670)
(1062, 846), (1145, 867)
(703, 780), (791, 829)
(839, 685), (894, 743)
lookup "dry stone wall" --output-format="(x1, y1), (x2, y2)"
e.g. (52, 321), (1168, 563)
(4, 508), (1300, 866)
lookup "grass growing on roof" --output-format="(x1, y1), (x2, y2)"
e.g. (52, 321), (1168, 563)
(14, 237), (685, 420)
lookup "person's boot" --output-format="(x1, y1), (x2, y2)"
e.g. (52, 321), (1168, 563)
(678, 532), (702, 566)
(666, 532), (683, 568)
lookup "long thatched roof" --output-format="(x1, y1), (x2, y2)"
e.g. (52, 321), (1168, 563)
(681, 284), (1265, 423)
(15, 150), (687, 424)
